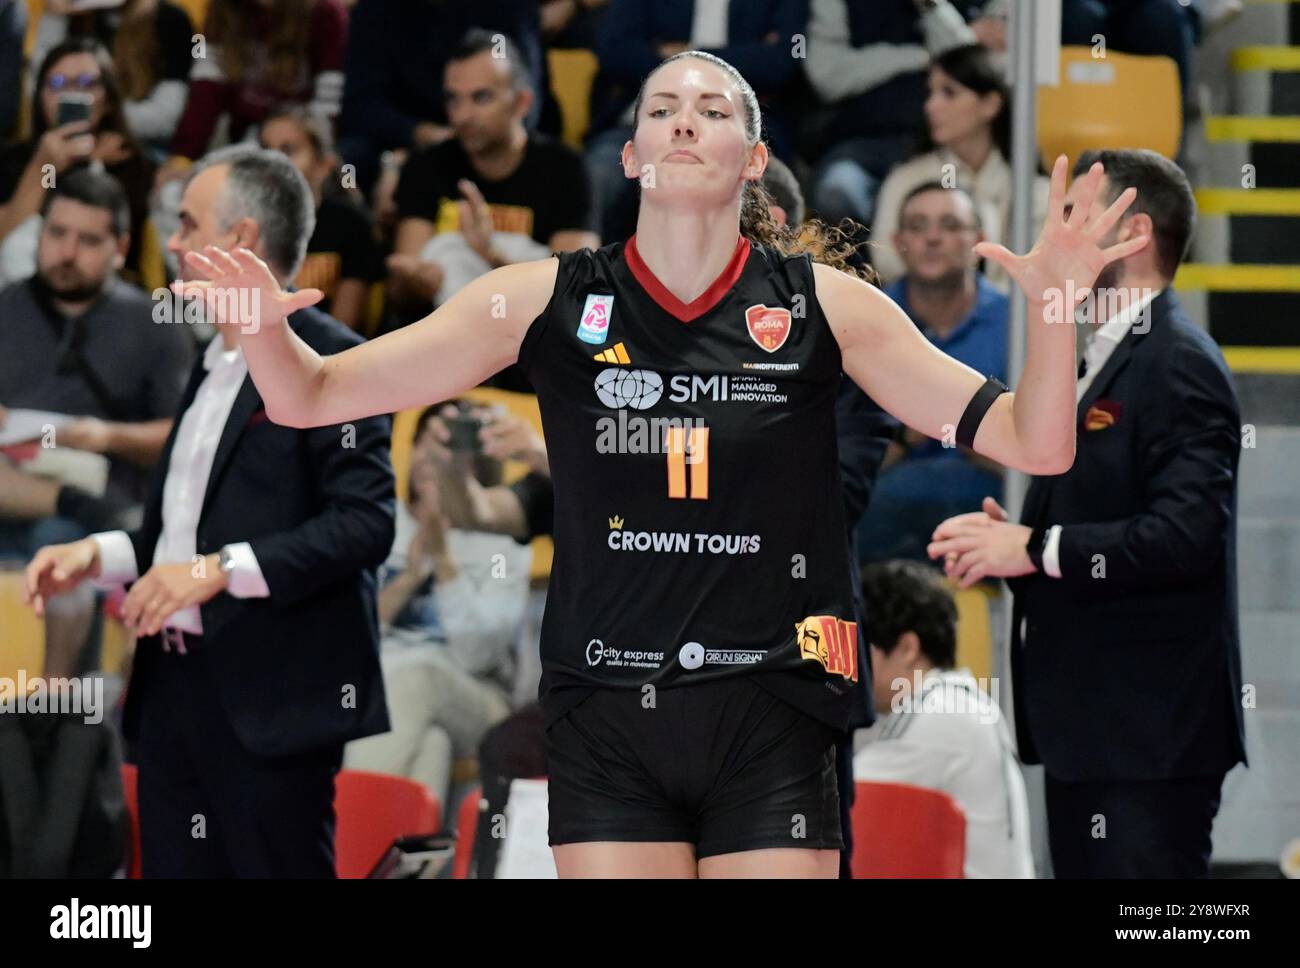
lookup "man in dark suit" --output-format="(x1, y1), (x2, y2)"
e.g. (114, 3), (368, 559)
(25, 146), (396, 877)
(927, 148), (1246, 878)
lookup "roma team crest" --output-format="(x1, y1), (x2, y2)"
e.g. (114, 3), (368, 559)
(577, 293), (613, 345)
(745, 304), (792, 353)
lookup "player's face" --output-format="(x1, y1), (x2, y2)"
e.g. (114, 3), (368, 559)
(625, 58), (765, 208)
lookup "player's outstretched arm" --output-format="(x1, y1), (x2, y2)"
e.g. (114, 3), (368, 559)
(172, 247), (559, 427)
(819, 156), (1147, 476)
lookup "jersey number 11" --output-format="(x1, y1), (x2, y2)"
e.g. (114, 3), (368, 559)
(665, 425), (709, 500)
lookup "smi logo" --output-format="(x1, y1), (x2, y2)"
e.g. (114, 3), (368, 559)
(594, 370), (786, 410)
(594, 368), (664, 409)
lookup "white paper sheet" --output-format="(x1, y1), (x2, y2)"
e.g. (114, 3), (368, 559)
(0, 409), (73, 447)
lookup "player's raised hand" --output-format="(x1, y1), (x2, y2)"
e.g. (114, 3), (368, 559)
(170, 246), (323, 333)
(974, 155), (1149, 308)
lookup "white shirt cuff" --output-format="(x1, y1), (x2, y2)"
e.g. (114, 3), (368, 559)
(90, 530), (140, 586)
(1042, 525), (1063, 579)
(221, 542), (270, 598)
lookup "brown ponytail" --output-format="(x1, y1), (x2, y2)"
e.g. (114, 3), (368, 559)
(740, 181), (878, 285)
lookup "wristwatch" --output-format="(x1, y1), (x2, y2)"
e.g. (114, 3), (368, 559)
(217, 545), (236, 578)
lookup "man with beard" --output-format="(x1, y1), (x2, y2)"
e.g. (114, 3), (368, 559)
(385, 28), (598, 381)
(0, 168), (192, 676)
(929, 149), (1246, 877)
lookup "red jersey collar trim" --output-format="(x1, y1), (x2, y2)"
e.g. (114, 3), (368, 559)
(623, 234), (751, 323)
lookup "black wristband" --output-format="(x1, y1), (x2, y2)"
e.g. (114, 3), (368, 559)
(956, 375), (1010, 450)
(1026, 526), (1048, 572)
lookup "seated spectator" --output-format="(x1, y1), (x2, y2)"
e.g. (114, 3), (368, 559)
(586, 0), (809, 243)
(387, 28), (598, 373)
(805, 0), (982, 228)
(338, 0), (545, 196)
(854, 560), (1034, 878)
(0, 38), (155, 284)
(25, 0), (196, 156)
(344, 403), (532, 814)
(435, 407), (554, 879)
(870, 44), (1046, 290)
(0, 168), (192, 676)
(166, 0), (349, 163)
(856, 182), (1006, 564)
(259, 107), (383, 330)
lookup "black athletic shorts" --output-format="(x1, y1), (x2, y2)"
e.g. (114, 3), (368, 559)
(545, 676), (843, 859)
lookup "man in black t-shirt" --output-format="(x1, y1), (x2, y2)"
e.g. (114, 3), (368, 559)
(387, 29), (599, 332)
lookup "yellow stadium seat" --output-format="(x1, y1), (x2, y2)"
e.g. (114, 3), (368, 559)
(390, 406), (423, 506)
(0, 570), (44, 680)
(547, 48), (600, 149)
(391, 389), (553, 582)
(138, 218), (168, 294)
(1037, 47), (1181, 171)
(360, 281), (386, 339)
(948, 580), (997, 682)
(173, 0), (211, 31)
(99, 615), (134, 678)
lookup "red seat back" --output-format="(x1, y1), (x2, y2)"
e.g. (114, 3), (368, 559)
(333, 769), (441, 878)
(121, 763), (142, 879)
(851, 780), (966, 878)
(452, 786), (483, 879)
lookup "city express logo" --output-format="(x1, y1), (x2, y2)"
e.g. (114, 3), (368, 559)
(796, 616), (858, 681)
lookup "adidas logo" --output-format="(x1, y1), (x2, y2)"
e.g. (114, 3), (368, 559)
(593, 342), (631, 364)
(608, 515), (624, 530)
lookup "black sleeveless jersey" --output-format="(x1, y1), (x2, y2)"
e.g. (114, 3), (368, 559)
(518, 236), (861, 732)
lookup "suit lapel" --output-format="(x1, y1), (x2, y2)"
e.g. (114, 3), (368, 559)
(196, 314), (312, 519)
(1076, 288), (1168, 420)
(1077, 332), (1137, 421)
(1019, 292), (1164, 526)
(138, 355), (208, 553)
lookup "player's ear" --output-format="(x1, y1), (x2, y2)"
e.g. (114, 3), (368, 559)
(621, 139), (640, 182)
(743, 141), (768, 183)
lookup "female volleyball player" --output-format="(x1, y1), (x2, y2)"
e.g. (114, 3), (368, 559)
(170, 52), (1144, 879)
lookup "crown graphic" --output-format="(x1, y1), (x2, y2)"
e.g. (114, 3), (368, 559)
(608, 515), (624, 530)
